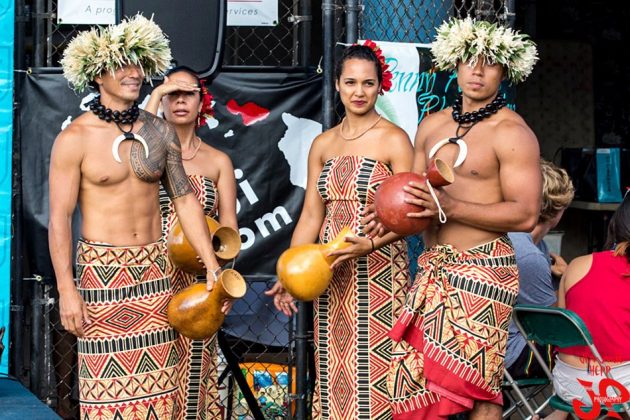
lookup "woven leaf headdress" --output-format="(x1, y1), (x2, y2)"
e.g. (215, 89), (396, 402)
(431, 17), (538, 84)
(61, 14), (172, 92)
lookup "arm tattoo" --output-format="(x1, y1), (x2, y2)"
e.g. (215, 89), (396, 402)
(156, 116), (193, 198)
(131, 111), (192, 198)
(130, 112), (166, 182)
(161, 126), (193, 198)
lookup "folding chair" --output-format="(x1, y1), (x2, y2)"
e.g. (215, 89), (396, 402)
(503, 368), (551, 419)
(512, 304), (630, 419)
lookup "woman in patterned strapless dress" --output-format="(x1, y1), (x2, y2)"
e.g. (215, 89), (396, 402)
(267, 44), (413, 419)
(147, 67), (238, 419)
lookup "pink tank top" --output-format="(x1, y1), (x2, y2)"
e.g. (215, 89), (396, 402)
(561, 251), (630, 362)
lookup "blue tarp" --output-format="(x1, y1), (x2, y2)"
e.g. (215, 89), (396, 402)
(0, 0), (15, 375)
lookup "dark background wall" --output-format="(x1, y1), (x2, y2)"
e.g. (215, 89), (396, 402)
(515, 0), (629, 260)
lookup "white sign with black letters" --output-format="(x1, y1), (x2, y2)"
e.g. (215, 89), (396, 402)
(227, 0), (278, 27)
(58, 0), (115, 25)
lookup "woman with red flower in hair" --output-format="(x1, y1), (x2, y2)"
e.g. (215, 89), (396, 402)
(146, 66), (237, 419)
(266, 42), (412, 419)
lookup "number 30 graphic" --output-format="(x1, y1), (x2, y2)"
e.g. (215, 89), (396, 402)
(572, 378), (630, 419)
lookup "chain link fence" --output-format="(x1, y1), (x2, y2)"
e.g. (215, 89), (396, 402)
(29, 0), (311, 68)
(359, 0), (510, 45)
(25, 0), (517, 69)
(224, 0), (304, 66)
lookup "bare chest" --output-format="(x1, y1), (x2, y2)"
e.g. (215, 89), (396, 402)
(425, 124), (500, 180)
(81, 123), (168, 186)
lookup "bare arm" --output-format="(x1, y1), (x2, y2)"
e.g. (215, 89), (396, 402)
(214, 152), (238, 231)
(265, 135), (327, 314)
(194, 148), (239, 315)
(557, 273), (567, 309)
(557, 254), (592, 309)
(363, 122), (426, 238)
(48, 128), (90, 336)
(288, 136), (327, 247)
(412, 118), (441, 248)
(411, 119), (429, 175)
(172, 193), (220, 270)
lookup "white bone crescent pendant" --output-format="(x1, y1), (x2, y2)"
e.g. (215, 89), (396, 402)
(428, 137), (468, 168)
(112, 132), (150, 163)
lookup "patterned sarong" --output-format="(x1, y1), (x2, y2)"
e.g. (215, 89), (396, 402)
(76, 240), (179, 419)
(159, 175), (222, 419)
(387, 235), (519, 419)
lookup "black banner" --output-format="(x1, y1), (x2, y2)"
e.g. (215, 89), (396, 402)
(19, 70), (323, 345)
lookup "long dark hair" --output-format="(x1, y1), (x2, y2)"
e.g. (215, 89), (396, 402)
(605, 196), (630, 267)
(335, 45), (382, 85)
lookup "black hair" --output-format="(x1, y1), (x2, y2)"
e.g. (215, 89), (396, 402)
(605, 196), (630, 265)
(165, 66), (200, 85)
(334, 45), (382, 85)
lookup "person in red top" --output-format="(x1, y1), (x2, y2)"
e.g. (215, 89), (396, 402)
(550, 195), (630, 418)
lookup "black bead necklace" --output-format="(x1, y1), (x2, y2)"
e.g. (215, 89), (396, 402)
(451, 93), (506, 125)
(428, 93), (508, 168)
(88, 96), (140, 125)
(88, 95), (150, 163)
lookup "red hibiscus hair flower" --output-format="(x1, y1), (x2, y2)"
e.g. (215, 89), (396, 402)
(362, 39), (393, 94)
(197, 79), (214, 128)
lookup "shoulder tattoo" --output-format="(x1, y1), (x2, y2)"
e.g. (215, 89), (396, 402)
(139, 113), (193, 199)
(130, 112), (166, 182)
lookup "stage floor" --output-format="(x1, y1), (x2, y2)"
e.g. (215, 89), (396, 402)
(0, 378), (60, 419)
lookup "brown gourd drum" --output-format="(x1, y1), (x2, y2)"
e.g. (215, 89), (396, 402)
(167, 269), (247, 339)
(374, 158), (454, 235)
(166, 217), (245, 339)
(276, 226), (355, 301)
(167, 216), (241, 274)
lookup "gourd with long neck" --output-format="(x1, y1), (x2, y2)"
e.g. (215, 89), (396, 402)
(276, 226), (355, 301)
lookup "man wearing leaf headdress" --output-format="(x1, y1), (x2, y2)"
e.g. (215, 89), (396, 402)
(49, 15), (221, 418)
(365, 17), (542, 419)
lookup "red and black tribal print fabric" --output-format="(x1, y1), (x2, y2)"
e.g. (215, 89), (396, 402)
(76, 240), (178, 419)
(314, 155), (409, 420)
(388, 235), (519, 419)
(160, 174), (221, 419)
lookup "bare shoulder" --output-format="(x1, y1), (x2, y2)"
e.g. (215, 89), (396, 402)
(415, 109), (451, 145)
(52, 113), (92, 154)
(493, 109), (539, 158)
(58, 112), (92, 137)
(564, 254), (593, 291)
(378, 118), (411, 145)
(203, 143), (234, 169)
(139, 108), (165, 127)
(420, 108), (451, 131)
(376, 119), (413, 167)
(139, 109), (176, 137)
(310, 128), (335, 159)
(495, 109), (537, 143)
(318, 124), (338, 142)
